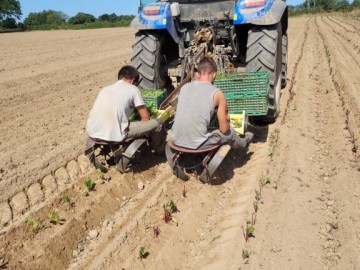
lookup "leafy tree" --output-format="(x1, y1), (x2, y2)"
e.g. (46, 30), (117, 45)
(24, 10), (68, 29)
(335, 0), (352, 11)
(108, 13), (118, 23)
(0, 0), (22, 21)
(1, 17), (17, 28)
(98, 13), (110, 21)
(68, 12), (96, 24)
(46, 11), (68, 25)
(24, 12), (47, 28)
(352, 0), (360, 7)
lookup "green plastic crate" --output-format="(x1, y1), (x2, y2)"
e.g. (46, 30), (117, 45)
(214, 71), (269, 97)
(140, 89), (167, 109)
(226, 96), (268, 116)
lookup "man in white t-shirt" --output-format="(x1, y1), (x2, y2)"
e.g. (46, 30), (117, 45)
(85, 65), (165, 156)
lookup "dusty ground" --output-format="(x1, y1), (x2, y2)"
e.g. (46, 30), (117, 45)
(0, 14), (359, 269)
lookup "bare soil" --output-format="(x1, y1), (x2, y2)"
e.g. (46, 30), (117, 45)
(0, 15), (359, 270)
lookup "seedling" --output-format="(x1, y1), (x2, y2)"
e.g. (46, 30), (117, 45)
(96, 168), (105, 179)
(153, 226), (161, 238)
(168, 200), (178, 213)
(259, 176), (271, 188)
(49, 210), (60, 224)
(138, 246), (149, 260)
(163, 205), (172, 223)
(268, 145), (275, 157)
(27, 218), (43, 233)
(162, 200), (179, 225)
(242, 220), (255, 242)
(84, 178), (95, 192)
(242, 249), (250, 260)
(255, 189), (261, 201)
(329, 222), (339, 230)
(61, 195), (72, 204)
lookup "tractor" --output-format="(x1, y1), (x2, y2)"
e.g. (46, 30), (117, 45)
(131, 0), (288, 122)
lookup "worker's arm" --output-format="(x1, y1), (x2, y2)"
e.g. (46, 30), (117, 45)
(136, 105), (150, 121)
(214, 91), (230, 134)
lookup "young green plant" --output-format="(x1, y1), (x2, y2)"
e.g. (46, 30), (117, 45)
(138, 246), (149, 260)
(162, 200), (179, 224)
(259, 176), (271, 188)
(242, 220), (255, 243)
(84, 178), (95, 194)
(255, 189), (262, 201)
(61, 195), (72, 204)
(242, 249), (250, 260)
(27, 218), (44, 233)
(49, 210), (60, 224)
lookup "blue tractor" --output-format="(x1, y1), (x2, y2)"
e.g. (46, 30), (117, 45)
(131, 0), (288, 122)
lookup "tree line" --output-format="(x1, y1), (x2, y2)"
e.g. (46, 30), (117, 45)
(1, 0), (359, 31)
(289, 0), (359, 15)
(0, 0), (135, 31)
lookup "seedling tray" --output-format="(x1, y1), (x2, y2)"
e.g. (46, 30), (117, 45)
(214, 71), (269, 97)
(140, 89), (167, 109)
(226, 96), (268, 116)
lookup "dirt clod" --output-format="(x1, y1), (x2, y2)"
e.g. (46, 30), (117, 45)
(10, 191), (29, 217)
(0, 202), (13, 227)
(66, 160), (80, 182)
(42, 175), (57, 199)
(54, 167), (70, 188)
(27, 182), (44, 206)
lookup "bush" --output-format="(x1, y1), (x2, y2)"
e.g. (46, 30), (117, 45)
(68, 12), (96, 24)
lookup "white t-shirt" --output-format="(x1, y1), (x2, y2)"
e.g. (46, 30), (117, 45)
(86, 80), (144, 142)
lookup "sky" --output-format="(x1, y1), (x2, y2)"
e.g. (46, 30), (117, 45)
(18, 0), (304, 21)
(18, 0), (140, 20)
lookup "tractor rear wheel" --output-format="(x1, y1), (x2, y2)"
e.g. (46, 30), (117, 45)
(281, 33), (288, 88)
(246, 23), (282, 122)
(131, 31), (169, 90)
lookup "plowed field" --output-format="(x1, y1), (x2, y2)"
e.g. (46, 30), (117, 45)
(0, 14), (359, 269)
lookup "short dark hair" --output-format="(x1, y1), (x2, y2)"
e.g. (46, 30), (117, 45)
(118, 65), (140, 83)
(197, 57), (218, 75)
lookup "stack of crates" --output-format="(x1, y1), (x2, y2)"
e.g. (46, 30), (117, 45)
(213, 71), (269, 116)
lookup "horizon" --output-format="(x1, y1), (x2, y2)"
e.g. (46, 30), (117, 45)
(18, 0), (305, 21)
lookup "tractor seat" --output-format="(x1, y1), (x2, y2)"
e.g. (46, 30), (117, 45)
(88, 137), (126, 146)
(167, 140), (219, 154)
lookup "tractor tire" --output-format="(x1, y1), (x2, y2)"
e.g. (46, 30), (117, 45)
(131, 31), (169, 90)
(281, 33), (288, 88)
(246, 23), (282, 122)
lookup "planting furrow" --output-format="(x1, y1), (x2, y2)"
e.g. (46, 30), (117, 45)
(326, 15), (360, 36)
(246, 16), (358, 268)
(281, 17), (310, 124)
(323, 16), (360, 55)
(337, 14), (360, 31)
(317, 16), (360, 165)
(91, 142), (269, 270)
